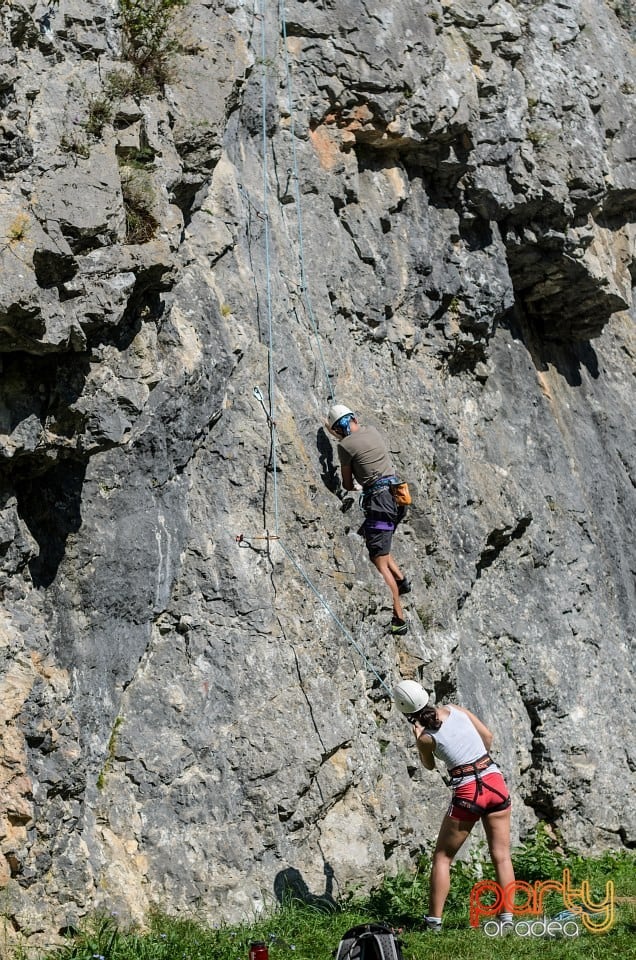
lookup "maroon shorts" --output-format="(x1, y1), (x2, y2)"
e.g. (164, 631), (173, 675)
(447, 771), (511, 823)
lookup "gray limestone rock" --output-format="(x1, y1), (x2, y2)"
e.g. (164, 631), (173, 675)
(0, 0), (634, 946)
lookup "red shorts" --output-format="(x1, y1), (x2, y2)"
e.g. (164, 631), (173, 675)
(447, 771), (511, 823)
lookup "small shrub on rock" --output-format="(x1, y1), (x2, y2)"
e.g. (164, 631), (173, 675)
(85, 96), (114, 138)
(121, 167), (159, 243)
(119, 0), (188, 84)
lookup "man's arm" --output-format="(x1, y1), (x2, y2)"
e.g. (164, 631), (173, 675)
(341, 463), (355, 490)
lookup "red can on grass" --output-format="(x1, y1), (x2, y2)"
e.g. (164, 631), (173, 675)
(249, 942), (269, 960)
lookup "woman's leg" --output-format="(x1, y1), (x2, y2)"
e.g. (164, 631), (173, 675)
(428, 814), (475, 918)
(482, 807), (515, 910)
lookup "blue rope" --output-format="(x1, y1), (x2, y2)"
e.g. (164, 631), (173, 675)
(260, 0), (279, 536)
(278, 0), (335, 404)
(278, 542), (393, 696)
(254, 1), (392, 700)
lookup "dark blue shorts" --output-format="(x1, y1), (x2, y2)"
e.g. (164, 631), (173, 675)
(360, 488), (404, 559)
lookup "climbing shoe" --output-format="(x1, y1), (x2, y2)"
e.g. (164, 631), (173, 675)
(397, 576), (412, 595)
(390, 616), (408, 636)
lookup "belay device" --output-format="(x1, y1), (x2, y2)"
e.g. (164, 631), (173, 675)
(334, 923), (404, 960)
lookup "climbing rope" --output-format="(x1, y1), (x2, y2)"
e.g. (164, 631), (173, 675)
(260, 0), (280, 537)
(278, 541), (393, 696)
(250, 0), (393, 700)
(278, 0), (335, 404)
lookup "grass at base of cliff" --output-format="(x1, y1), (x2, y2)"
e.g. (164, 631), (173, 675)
(35, 843), (635, 960)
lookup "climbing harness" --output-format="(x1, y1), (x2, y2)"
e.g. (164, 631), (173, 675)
(450, 785), (511, 818)
(448, 754), (511, 816)
(363, 519), (395, 532)
(360, 476), (400, 506)
(363, 476), (399, 494)
(448, 753), (495, 781)
(360, 476), (412, 510)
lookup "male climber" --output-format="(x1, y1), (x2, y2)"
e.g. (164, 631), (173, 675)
(325, 403), (410, 635)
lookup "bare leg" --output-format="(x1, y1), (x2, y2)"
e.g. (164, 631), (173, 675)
(387, 553), (404, 581)
(372, 553), (404, 619)
(428, 814), (475, 918)
(482, 807), (515, 909)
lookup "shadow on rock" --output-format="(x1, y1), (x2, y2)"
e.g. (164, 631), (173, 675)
(317, 427), (355, 512)
(273, 863), (338, 913)
(17, 457), (87, 588)
(509, 313), (601, 386)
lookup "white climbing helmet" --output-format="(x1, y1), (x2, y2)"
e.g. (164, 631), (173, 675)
(393, 680), (429, 715)
(326, 403), (355, 430)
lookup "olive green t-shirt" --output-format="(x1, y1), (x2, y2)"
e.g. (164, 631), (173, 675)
(337, 425), (394, 487)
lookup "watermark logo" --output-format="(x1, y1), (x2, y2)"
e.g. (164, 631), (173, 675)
(483, 915), (581, 938)
(470, 869), (615, 934)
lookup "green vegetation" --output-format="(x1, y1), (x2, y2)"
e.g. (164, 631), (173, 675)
(415, 605), (434, 629)
(96, 715), (124, 789)
(120, 168), (159, 243)
(612, 1), (635, 34)
(119, 0), (189, 85)
(124, 146), (157, 170)
(6, 212), (30, 243)
(104, 67), (157, 100)
(447, 295), (461, 317)
(59, 132), (91, 158)
(527, 125), (556, 148)
(85, 96), (114, 138)
(37, 828), (635, 960)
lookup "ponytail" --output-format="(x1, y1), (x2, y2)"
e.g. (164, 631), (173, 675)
(413, 705), (441, 731)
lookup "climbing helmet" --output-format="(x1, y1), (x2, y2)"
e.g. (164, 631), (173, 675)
(393, 680), (429, 714)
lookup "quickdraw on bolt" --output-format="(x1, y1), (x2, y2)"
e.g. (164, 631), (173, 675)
(253, 385), (276, 429)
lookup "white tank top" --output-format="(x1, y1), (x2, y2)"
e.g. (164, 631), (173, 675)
(425, 705), (499, 782)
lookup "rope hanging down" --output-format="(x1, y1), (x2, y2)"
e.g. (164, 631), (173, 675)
(251, 1), (393, 699)
(278, 0), (335, 404)
(278, 542), (393, 696)
(260, 0), (280, 537)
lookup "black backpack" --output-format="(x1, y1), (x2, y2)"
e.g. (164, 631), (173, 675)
(335, 923), (405, 960)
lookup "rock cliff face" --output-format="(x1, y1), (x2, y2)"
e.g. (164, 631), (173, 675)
(0, 0), (634, 943)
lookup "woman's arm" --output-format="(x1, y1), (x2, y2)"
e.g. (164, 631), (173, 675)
(413, 722), (436, 770)
(455, 706), (493, 751)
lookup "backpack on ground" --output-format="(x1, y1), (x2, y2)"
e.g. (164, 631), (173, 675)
(334, 922), (404, 960)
